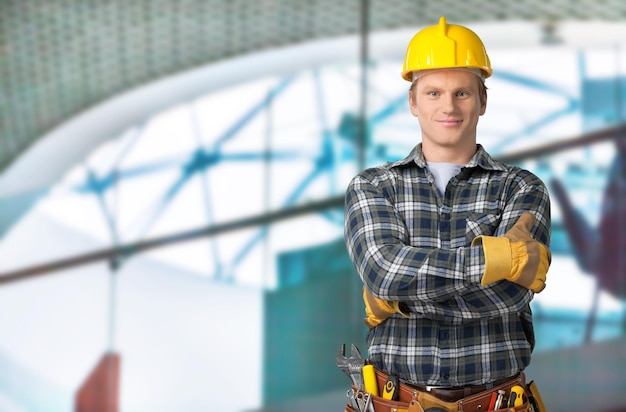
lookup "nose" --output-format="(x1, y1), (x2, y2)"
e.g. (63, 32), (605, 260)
(441, 93), (456, 113)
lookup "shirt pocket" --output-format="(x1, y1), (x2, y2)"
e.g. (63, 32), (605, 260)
(465, 212), (501, 245)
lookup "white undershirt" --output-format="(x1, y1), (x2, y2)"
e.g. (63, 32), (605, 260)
(426, 161), (464, 196)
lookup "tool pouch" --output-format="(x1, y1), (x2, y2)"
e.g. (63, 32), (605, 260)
(457, 372), (530, 412)
(344, 368), (534, 412)
(345, 368), (458, 412)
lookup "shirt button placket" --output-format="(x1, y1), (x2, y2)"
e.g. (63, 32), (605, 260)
(439, 329), (452, 383)
(439, 205), (451, 243)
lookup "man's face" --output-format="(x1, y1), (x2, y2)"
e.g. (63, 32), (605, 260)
(408, 69), (486, 158)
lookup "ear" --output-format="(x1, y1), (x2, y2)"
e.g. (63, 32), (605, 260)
(479, 91), (487, 116)
(408, 89), (419, 117)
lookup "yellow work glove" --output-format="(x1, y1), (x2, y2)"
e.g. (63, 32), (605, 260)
(471, 212), (551, 293)
(363, 286), (409, 328)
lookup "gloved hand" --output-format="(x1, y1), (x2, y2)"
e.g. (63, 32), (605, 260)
(363, 286), (409, 328)
(471, 212), (551, 293)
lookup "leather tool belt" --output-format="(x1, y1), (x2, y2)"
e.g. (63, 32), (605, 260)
(405, 374), (521, 403)
(344, 366), (546, 412)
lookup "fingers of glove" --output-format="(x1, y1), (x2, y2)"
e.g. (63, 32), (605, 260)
(533, 242), (550, 293)
(364, 314), (386, 328)
(363, 303), (388, 328)
(363, 287), (396, 328)
(511, 240), (551, 292)
(503, 212), (536, 242)
(529, 279), (546, 293)
(363, 287), (395, 318)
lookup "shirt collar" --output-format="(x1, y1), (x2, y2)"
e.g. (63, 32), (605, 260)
(387, 144), (507, 172)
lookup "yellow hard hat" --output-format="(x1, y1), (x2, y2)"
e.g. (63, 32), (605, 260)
(401, 16), (492, 82)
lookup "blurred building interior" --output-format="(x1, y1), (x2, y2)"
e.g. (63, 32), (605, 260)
(0, 1), (625, 411)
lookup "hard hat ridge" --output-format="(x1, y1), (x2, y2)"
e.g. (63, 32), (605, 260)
(438, 15), (448, 36)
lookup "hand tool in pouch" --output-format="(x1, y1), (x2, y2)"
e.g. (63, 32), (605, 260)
(494, 389), (506, 409)
(528, 380), (547, 412)
(487, 392), (497, 410)
(362, 364), (379, 396)
(346, 389), (360, 411)
(508, 385), (526, 407)
(336, 343), (366, 390)
(382, 372), (399, 401)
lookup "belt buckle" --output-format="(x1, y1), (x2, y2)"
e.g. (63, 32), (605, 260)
(425, 385), (448, 392)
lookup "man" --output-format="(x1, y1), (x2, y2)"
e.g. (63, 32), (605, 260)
(343, 16), (550, 410)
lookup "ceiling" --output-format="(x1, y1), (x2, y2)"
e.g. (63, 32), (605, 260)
(2, 0), (626, 174)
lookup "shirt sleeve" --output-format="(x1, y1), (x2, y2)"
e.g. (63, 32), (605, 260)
(498, 169), (552, 247)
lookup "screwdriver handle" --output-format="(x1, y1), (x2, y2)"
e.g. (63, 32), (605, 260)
(362, 365), (379, 396)
(508, 385), (526, 407)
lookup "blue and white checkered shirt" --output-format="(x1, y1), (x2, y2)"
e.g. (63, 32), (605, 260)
(344, 144), (551, 387)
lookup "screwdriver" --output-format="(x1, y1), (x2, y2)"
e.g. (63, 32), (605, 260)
(493, 389), (506, 409)
(362, 364), (379, 396)
(487, 392), (497, 410)
(508, 385), (526, 407)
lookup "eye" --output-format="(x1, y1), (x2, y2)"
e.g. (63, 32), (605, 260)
(456, 91), (469, 97)
(427, 91), (439, 97)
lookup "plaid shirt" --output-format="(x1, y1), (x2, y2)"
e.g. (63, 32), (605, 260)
(344, 144), (551, 387)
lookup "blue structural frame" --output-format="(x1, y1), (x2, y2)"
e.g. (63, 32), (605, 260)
(51, 55), (623, 351)
(64, 63), (595, 281)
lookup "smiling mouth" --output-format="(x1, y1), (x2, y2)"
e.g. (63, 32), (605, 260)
(438, 119), (462, 126)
